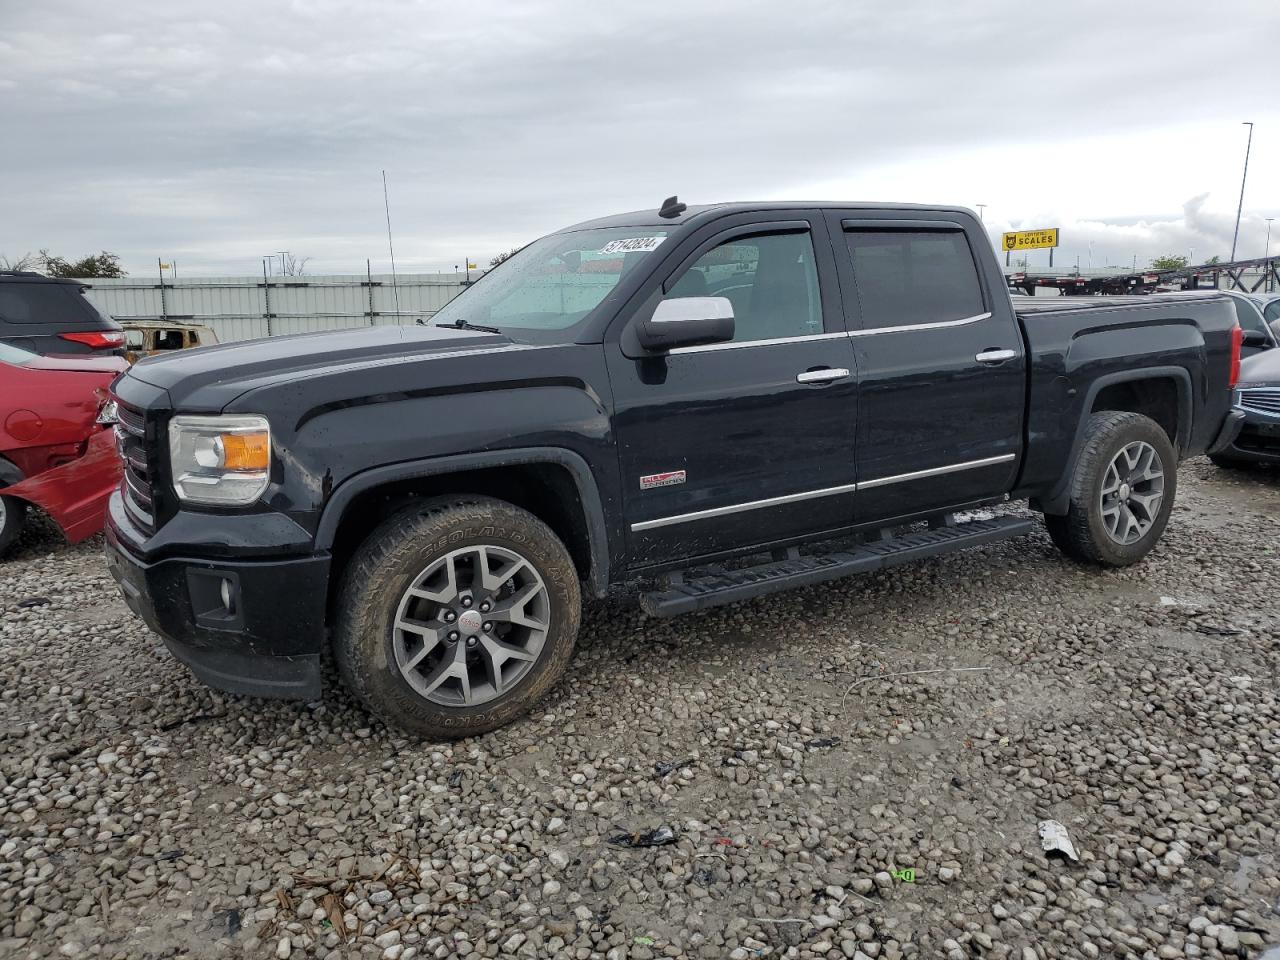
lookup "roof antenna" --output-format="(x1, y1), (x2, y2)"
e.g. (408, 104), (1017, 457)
(658, 195), (687, 219)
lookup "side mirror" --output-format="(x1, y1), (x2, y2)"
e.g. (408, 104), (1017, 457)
(1242, 329), (1271, 349)
(636, 297), (735, 352)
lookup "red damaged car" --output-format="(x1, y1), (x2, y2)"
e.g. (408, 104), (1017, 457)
(0, 342), (127, 556)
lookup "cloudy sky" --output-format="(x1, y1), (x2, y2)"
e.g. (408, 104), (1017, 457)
(2, 0), (1278, 277)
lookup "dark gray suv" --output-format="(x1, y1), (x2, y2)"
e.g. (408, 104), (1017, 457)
(0, 272), (124, 356)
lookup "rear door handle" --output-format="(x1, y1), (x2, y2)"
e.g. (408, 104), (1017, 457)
(975, 348), (1017, 365)
(797, 367), (851, 384)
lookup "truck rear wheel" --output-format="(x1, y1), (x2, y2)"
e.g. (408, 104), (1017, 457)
(1044, 411), (1176, 567)
(0, 496), (27, 558)
(333, 497), (581, 739)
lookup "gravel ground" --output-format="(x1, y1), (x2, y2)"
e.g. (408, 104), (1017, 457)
(1, 458), (1278, 960)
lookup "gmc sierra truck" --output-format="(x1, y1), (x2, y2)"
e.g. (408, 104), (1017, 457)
(104, 199), (1245, 739)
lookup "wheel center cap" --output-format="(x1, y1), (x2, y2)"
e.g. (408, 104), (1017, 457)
(1118, 482), (1131, 500)
(458, 610), (483, 634)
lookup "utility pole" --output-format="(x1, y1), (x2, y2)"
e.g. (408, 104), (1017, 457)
(262, 259), (273, 336)
(157, 258), (168, 321)
(1230, 121), (1253, 262)
(1267, 219), (1275, 293)
(381, 170), (400, 316)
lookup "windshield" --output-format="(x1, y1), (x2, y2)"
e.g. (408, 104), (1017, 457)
(0, 342), (36, 366)
(432, 227), (670, 338)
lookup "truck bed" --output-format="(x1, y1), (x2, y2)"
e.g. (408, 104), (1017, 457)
(1012, 290), (1238, 513)
(1013, 291), (1227, 316)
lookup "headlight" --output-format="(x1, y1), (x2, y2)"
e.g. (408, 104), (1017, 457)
(168, 415), (271, 505)
(96, 399), (119, 426)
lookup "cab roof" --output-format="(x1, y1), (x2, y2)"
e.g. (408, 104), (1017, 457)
(558, 201), (978, 232)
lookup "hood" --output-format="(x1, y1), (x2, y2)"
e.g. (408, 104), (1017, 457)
(26, 354), (129, 375)
(1237, 346), (1280, 387)
(123, 324), (511, 411)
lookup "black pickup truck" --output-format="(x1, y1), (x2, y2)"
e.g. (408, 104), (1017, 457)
(104, 199), (1245, 738)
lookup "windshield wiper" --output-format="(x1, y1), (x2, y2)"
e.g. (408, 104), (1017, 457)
(433, 318), (503, 334)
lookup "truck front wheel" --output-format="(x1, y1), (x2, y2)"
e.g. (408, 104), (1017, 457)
(334, 497), (582, 739)
(1044, 411), (1177, 567)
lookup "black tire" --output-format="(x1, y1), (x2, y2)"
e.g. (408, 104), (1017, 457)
(333, 497), (581, 739)
(1043, 411), (1177, 567)
(0, 496), (27, 558)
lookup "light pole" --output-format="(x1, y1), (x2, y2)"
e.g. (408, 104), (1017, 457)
(975, 204), (987, 222)
(1267, 218), (1275, 292)
(1230, 122), (1253, 262)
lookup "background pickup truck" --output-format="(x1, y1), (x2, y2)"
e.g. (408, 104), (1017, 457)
(104, 200), (1243, 739)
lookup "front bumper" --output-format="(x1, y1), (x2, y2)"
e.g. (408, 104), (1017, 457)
(1206, 409), (1246, 457)
(105, 503), (330, 700)
(1211, 408), (1280, 464)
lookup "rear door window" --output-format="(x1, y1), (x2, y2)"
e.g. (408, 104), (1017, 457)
(154, 329), (186, 350)
(0, 283), (100, 325)
(842, 230), (986, 329)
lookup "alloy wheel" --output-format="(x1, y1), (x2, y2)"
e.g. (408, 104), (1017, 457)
(392, 545), (550, 706)
(1099, 440), (1164, 545)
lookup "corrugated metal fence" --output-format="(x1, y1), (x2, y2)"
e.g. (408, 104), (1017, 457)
(79, 273), (471, 343)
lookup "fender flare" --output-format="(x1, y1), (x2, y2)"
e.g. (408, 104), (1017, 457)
(314, 447), (611, 595)
(1040, 366), (1192, 515)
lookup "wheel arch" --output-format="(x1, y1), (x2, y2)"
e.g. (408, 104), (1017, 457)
(0, 455), (25, 488)
(315, 447), (611, 601)
(1039, 367), (1191, 515)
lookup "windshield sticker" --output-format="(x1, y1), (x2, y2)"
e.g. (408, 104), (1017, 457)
(599, 236), (666, 255)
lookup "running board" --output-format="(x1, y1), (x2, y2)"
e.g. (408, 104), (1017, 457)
(639, 515), (1035, 618)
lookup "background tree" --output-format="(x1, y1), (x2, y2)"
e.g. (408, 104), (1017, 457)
(1150, 254), (1189, 271)
(1204, 255), (1221, 265)
(490, 247), (524, 268)
(279, 253), (310, 276)
(38, 249), (128, 278)
(0, 252), (40, 272)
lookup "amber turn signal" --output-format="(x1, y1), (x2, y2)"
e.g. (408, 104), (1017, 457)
(220, 432), (270, 471)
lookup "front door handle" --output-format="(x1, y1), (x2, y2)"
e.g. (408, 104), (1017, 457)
(797, 367), (851, 384)
(975, 348), (1017, 365)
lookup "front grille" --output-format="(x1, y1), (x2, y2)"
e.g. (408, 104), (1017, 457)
(1239, 388), (1280, 418)
(114, 400), (157, 533)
